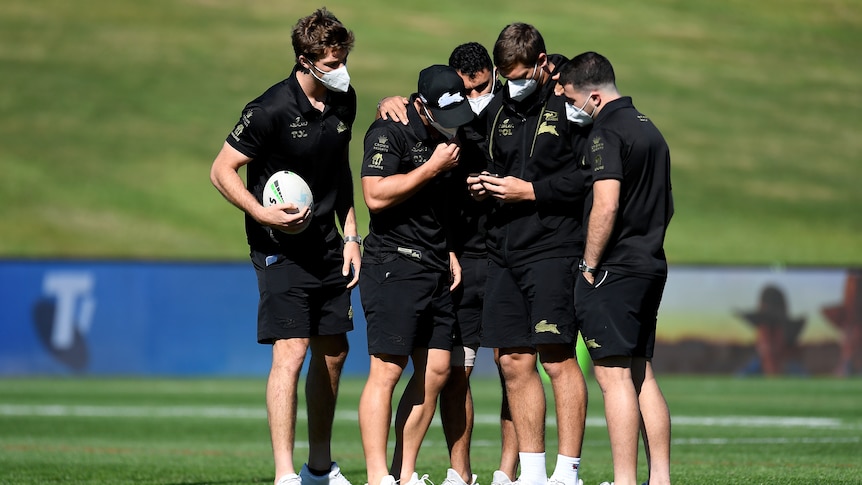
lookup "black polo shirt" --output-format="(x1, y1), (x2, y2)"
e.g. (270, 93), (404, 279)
(226, 65), (357, 258)
(360, 96), (455, 271)
(450, 101), (494, 258)
(585, 96), (673, 278)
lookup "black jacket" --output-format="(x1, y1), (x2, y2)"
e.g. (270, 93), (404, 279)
(484, 54), (590, 266)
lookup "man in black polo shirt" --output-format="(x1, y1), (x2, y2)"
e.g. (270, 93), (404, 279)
(466, 23), (589, 485)
(358, 65), (473, 485)
(375, 43), (517, 485)
(209, 8), (359, 485)
(557, 51), (674, 485)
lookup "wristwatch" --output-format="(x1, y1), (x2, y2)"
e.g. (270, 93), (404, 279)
(344, 235), (362, 245)
(578, 259), (598, 275)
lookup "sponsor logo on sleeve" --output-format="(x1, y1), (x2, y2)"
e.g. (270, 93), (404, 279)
(373, 135), (390, 153)
(368, 152), (385, 170)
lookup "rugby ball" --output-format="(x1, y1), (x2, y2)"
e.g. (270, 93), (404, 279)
(262, 170), (313, 234)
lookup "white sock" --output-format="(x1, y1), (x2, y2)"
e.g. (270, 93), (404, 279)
(518, 452), (547, 485)
(551, 455), (580, 485)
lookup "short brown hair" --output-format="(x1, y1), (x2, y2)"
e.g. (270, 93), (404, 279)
(291, 8), (355, 62)
(492, 23), (545, 74)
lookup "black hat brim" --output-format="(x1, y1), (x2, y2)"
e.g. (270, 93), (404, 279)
(429, 102), (475, 129)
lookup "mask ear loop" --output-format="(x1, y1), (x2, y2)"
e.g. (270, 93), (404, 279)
(421, 103), (435, 124)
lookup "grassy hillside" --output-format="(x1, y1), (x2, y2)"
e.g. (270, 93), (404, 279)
(1, 0), (860, 264)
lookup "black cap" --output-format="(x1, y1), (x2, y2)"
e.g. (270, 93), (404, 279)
(417, 64), (474, 129)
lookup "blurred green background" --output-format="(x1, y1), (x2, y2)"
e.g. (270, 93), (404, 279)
(2, 0), (860, 265)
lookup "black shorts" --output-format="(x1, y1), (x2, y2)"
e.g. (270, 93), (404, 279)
(481, 256), (578, 349)
(575, 270), (666, 360)
(451, 255), (486, 349)
(359, 253), (455, 356)
(252, 248), (353, 344)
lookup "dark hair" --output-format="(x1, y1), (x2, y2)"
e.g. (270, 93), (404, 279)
(291, 8), (355, 63)
(557, 51), (616, 91)
(492, 23), (545, 73)
(449, 42), (493, 79)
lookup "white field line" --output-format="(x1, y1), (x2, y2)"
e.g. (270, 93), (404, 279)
(0, 404), (856, 431)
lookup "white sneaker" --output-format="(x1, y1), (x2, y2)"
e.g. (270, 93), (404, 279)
(599, 482), (613, 485)
(277, 474), (302, 485)
(441, 469), (469, 485)
(363, 475), (396, 485)
(403, 473), (433, 485)
(470, 475), (479, 485)
(300, 463), (352, 485)
(547, 478), (583, 485)
(511, 478), (547, 485)
(490, 471), (512, 485)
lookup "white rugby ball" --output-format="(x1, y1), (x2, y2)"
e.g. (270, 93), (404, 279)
(262, 170), (313, 234)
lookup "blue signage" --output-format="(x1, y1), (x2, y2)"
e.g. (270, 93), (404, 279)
(0, 260), (369, 376)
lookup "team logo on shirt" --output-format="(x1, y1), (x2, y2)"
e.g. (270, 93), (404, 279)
(231, 123), (244, 141)
(591, 136), (604, 153)
(593, 155), (604, 172)
(498, 118), (514, 137)
(373, 135), (390, 152)
(336, 121), (348, 133)
(537, 121), (559, 137)
(538, 112), (559, 136)
(368, 153), (385, 170)
(289, 116), (308, 128)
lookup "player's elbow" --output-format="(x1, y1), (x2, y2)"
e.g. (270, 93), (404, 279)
(209, 165), (222, 190)
(364, 196), (389, 214)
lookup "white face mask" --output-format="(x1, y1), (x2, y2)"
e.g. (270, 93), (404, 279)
(507, 64), (538, 102)
(423, 105), (459, 139)
(308, 62), (351, 93)
(468, 71), (496, 115)
(468, 93), (494, 115)
(565, 96), (596, 126)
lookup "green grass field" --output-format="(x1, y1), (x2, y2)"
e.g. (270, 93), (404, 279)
(1, 0), (861, 264)
(1, 376), (860, 484)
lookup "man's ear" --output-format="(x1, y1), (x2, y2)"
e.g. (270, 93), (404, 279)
(553, 79), (564, 96)
(537, 52), (549, 70)
(297, 55), (312, 71)
(591, 91), (602, 110)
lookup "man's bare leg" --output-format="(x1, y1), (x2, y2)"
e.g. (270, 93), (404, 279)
(306, 334), (349, 471)
(633, 358), (671, 485)
(494, 349), (519, 482)
(360, 354), (407, 485)
(392, 348), (451, 483)
(269, 338), (310, 483)
(594, 357), (640, 485)
(440, 364), (474, 483)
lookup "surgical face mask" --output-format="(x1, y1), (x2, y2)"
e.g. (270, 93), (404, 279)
(423, 105), (459, 139)
(308, 61), (351, 93)
(468, 93), (494, 115)
(468, 71), (496, 115)
(507, 64), (538, 102)
(565, 96), (596, 126)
